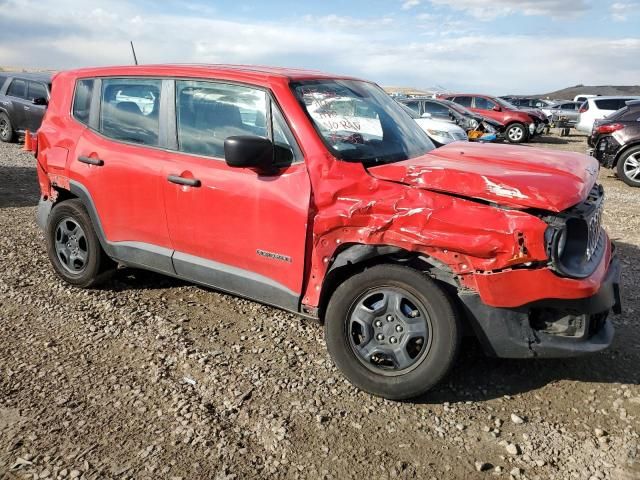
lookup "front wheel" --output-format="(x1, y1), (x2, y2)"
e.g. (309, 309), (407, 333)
(0, 113), (14, 143)
(617, 146), (640, 187)
(324, 265), (460, 400)
(505, 122), (528, 143)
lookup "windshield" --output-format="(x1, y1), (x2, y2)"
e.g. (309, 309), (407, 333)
(291, 80), (435, 166)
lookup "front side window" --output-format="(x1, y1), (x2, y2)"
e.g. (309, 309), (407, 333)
(72, 79), (94, 125)
(423, 101), (450, 117)
(404, 101), (420, 114)
(100, 78), (162, 145)
(291, 79), (434, 166)
(176, 80), (267, 158)
(7, 79), (26, 99)
(28, 82), (47, 101)
(474, 97), (496, 110)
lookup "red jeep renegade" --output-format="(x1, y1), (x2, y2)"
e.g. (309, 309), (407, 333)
(35, 65), (621, 400)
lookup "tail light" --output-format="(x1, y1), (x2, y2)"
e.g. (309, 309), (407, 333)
(596, 123), (624, 134)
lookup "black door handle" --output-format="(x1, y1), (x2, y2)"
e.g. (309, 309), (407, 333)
(167, 175), (201, 187)
(78, 156), (104, 166)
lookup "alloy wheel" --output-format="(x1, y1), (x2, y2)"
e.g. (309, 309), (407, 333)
(348, 288), (432, 376)
(0, 118), (9, 140)
(623, 153), (640, 182)
(508, 126), (524, 142)
(54, 217), (89, 274)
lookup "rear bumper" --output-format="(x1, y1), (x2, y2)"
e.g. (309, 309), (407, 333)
(591, 136), (622, 169)
(459, 256), (621, 358)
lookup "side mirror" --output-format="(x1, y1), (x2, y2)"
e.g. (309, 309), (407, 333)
(224, 136), (275, 173)
(32, 97), (48, 106)
(492, 105), (501, 112)
(421, 112), (432, 118)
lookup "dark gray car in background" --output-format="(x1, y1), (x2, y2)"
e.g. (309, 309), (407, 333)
(0, 72), (52, 142)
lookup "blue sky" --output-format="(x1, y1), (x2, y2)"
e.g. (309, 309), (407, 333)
(0, 0), (639, 94)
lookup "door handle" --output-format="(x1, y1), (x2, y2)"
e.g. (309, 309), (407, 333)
(24, 106), (30, 111)
(167, 175), (201, 187)
(78, 156), (104, 166)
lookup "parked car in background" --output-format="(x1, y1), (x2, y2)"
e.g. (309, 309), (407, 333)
(33, 64), (621, 400)
(502, 97), (555, 109)
(577, 96), (640, 133)
(397, 97), (500, 140)
(546, 101), (582, 127)
(398, 103), (469, 146)
(589, 100), (640, 187)
(439, 93), (547, 143)
(0, 72), (52, 142)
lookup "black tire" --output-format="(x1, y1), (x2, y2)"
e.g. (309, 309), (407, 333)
(324, 264), (460, 400)
(505, 122), (528, 143)
(616, 146), (640, 188)
(46, 199), (114, 287)
(0, 112), (14, 143)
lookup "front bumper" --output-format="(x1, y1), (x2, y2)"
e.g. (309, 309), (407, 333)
(459, 255), (621, 358)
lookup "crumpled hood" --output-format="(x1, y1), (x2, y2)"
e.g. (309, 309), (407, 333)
(368, 142), (599, 212)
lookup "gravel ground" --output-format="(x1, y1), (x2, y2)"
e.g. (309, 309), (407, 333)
(1, 132), (639, 480)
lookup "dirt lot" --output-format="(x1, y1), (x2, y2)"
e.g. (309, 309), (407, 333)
(1, 132), (638, 480)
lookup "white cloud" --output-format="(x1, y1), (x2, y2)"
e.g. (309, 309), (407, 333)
(401, 0), (420, 10)
(610, 1), (638, 21)
(0, 0), (638, 94)
(428, 0), (590, 20)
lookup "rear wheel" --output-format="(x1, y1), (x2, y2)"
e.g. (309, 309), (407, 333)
(505, 122), (527, 143)
(324, 264), (460, 400)
(0, 113), (14, 143)
(617, 146), (640, 187)
(46, 199), (114, 287)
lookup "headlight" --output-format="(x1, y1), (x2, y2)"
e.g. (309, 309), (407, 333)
(469, 119), (479, 129)
(426, 129), (452, 139)
(556, 227), (567, 257)
(528, 123), (535, 134)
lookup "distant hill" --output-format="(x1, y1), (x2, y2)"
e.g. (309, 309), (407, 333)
(531, 85), (640, 100)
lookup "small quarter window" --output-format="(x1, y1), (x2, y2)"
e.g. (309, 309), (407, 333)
(272, 101), (301, 165)
(72, 79), (94, 125)
(100, 78), (162, 145)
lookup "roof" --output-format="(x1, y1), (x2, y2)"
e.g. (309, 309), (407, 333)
(586, 95), (640, 101)
(60, 64), (361, 83)
(0, 71), (53, 82)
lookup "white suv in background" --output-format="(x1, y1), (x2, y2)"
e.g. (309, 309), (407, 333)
(577, 96), (640, 133)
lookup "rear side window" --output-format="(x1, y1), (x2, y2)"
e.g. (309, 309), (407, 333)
(453, 96), (472, 108)
(28, 81), (47, 101)
(618, 107), (640, 122)
(7, 79), (26, 99)
(176, 80), (268, 158)
(72, 79), (94, 125)
(595, 99), (631, 111)
(100, 78), (162, 146)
